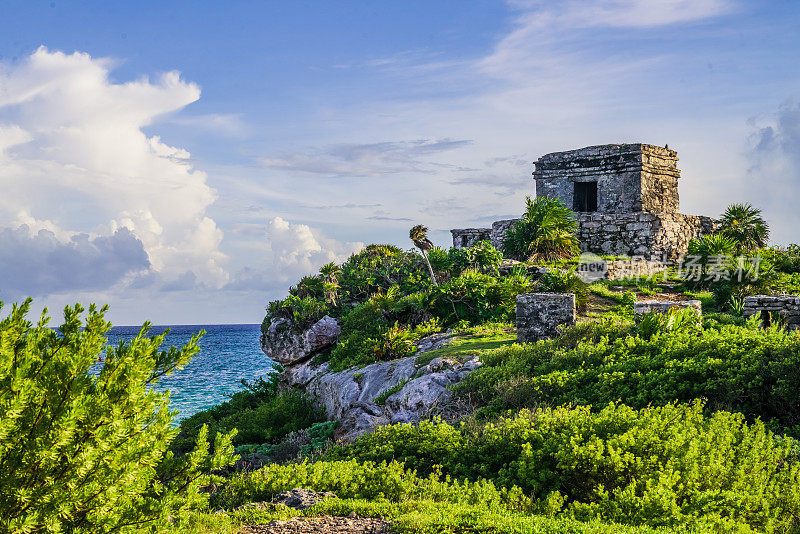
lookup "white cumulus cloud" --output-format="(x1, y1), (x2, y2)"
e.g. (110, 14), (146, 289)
(0, 47), (227, 295)
(226, 217), (364, 292)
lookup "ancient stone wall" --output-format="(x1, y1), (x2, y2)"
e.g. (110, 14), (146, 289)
(575, 212), (717, 261)
(491, 219), (518, 251)
(604, 258), (667, 281)
(450, 228), (492, 249)
(516, 293), (576, 342)
(743, 295), (800, 331)
(533, 144), (680, 214)
(652, 213), (718, 261)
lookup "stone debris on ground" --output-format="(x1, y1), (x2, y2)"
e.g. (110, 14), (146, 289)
(633, 299), (702, 316)
(414, 330), (454, 353)
(239, 515), (392, 534)
(273, 488), (337, 510)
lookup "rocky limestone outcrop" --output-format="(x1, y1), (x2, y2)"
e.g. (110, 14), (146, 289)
(261, 315), (340, 365)
(280, 332), (480, 441)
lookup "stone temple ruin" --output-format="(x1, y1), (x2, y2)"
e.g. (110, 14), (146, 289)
(451, 144), (717, 262)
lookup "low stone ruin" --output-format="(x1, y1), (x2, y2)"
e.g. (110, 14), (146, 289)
(743, 295), (800, 331)
(449, 228), (491, 249)
(516, 293), (576, 343)
(633, 300), (702, 316)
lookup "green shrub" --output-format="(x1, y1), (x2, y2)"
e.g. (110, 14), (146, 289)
(458, 318), (800, 431)
(430, 269), (533, 326)
(265, 294), (330, 329)
(762, 244), (800, 274)
(333, 403), (800, 532)
(289, 275), (326, 300)
(635, 308), (702, 341)
(210, 459), (528, 513)
(0, 300), (235, 533)
(174, 373), (323, 452)
(503, 196), (580, 261)
(301, 420), (339, 456)
(338, 244), (428, 300)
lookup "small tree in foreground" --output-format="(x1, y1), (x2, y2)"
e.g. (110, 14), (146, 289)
(503, 196), (579, 262)
(0, 299), (236, 533)
(409, 224), (438, 286)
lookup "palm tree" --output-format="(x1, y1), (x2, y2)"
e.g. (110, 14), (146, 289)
(719, 203), (769, 252)
(409, 224), (438, 286)
(503, 196), (580, 261)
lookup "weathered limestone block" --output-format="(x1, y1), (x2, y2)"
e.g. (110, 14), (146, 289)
(516, 293), (576, 343)
(633, 300), (702, 316)
(604, 258), (666, 281)
(491, 219), (519, 251)
(743, 295), (800, 331)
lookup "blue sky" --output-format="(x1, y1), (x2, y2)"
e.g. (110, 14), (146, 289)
(1, 0), (799, 324)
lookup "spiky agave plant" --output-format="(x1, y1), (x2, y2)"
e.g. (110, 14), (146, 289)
(409, 224), (438, 286)
(503, 196), (579, 261)
(719, 203), (770, 252)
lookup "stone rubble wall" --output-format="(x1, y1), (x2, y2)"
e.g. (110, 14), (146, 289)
(516, 292), (576, 343)
(491, 219), (518, 251)
(605, 258), (667, 280)
(633, 299), (702, 316)
(452, 212), (715, 263)
(533, 144), (680, 214)
(575, 212), (717, 261)
(743, 295), (800, 331)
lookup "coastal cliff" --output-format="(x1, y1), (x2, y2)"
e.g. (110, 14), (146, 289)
(261, 315), (480, 441)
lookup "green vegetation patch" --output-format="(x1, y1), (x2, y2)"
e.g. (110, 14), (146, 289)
(174, 373), (325, 453)
(328, 403), (800, 533)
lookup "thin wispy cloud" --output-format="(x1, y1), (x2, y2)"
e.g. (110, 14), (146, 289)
(260, 139), (473, 177)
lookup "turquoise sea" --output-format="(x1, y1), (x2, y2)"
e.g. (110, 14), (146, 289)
(105, 324), (274, 421)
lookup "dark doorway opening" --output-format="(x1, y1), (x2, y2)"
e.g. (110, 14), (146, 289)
(573, 181), (598, 212)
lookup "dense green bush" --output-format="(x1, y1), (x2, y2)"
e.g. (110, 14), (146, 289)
(211, 458), (529, 512)
(429, 269), (533, 325)
(332, 403), (800, 532)
(503, 196), (579, 261)
(174, 373), (323, 452)
(264, 294), (330, 331)
(338, 244), (429, 301)
(763, 244), (800, 274)
(0, 300), (235, 533)
(458, 318), (800, 432)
